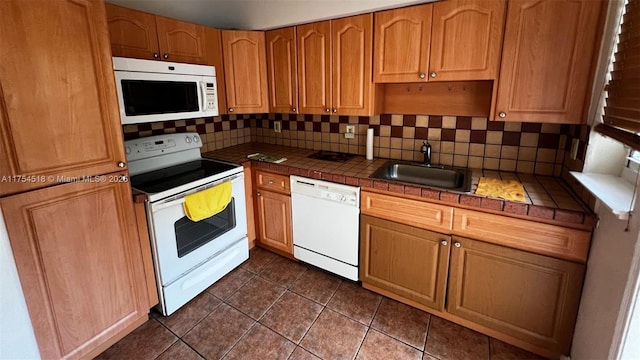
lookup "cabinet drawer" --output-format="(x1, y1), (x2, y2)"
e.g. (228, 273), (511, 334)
(361, 191), (453, 233)
(256, 170), (290, 194)
(453, 208), (590, 262)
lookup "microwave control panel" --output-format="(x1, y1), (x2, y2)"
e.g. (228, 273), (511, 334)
(205, 82), (217, 111)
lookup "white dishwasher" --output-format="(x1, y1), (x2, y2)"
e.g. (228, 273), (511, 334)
(290, 176), (360, 281)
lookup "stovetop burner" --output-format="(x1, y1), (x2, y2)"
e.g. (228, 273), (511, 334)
(308, 151), (355, 163)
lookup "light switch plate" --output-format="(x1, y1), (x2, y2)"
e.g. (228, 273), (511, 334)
(274, 121), (282, 133)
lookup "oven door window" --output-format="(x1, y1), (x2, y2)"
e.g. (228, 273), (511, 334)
(121, 80), (198, 116)
(174, 199), (236, 258)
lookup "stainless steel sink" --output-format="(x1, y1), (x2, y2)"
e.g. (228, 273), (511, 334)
(370, 161), (471, 192)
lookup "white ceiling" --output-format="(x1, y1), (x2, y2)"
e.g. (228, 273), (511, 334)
(105, 0), (435, 30)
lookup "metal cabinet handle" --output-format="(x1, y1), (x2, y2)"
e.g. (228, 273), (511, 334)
(498, 112), (506, 118)
(441, 240), (448, 246)
(163, 53), (169, 59)
(430, 72), (437, 78)
(325, 108), (330, 113)
(454, 242), (461, 248)
(117, 162), (126, 168)
(419, 73), (426, 79)
(268, 180), (274, 185)
(257, 192), (261, 196)
(153, 53), (159, 59)
(229, 108), (234, 112)
(332, 108), (337, 113)
(292, 107), (297, 112)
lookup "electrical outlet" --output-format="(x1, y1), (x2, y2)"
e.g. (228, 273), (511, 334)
(345, 125), (355, 139)
(570, 139), (579, 160)
(274, 120), (282, 133)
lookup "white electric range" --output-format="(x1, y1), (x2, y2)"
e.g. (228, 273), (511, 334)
(126, 132), (248, 315)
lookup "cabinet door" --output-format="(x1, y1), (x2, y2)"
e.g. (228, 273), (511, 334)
(105, 3), (160, 60)
(1, 174), (149, 359)
(297, 21), (332, 114)
(360, 215), (450, 311)
(155, 16), (208, 65)
(429, 0), (506, 81)
(332, 14), (374, 116)
(222, 30), (269, 114)
(204, 27), (228, 114)
(447, 237), (585, 354)
(494, 0), (602, 123)
(0, 0), (127, 197)
(256, 190), (293, 255)
(266, 27), (299, 114)
(373, 4), (432, 83)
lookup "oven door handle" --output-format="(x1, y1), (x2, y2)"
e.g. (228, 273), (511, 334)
(152, 196), (186, 211)
(150, 173), (242, 212)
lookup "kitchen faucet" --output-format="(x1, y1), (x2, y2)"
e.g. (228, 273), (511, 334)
(420, 141), (431, 166)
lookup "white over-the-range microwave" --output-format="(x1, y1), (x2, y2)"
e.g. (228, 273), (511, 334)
(112, 57), (219, 125)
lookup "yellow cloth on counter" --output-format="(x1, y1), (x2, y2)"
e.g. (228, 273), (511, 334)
(475, 177), (526, 203)
(183, 181), (232, 222)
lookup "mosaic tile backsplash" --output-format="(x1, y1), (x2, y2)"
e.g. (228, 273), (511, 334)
(122, 113), (591, 179)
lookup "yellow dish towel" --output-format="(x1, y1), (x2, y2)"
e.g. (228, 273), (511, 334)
(475, 177), (526, 203)
(183, 181), (232, 222)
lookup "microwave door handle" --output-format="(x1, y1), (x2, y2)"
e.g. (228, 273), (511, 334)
(199, 81), (207, 112)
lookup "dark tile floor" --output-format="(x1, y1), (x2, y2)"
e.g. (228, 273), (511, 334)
(97, 248), (545, 360)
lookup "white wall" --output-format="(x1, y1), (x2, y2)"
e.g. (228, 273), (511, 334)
(571, 189), (640, 360)
(0, 208), (40, 359)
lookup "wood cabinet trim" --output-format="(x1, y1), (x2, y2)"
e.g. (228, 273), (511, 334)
(255, 170), (290, 194)
(453, 208), (591, 262)
(361, 191), (453, 233)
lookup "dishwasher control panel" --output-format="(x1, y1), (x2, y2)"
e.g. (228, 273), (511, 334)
(321, 190), (357, 206)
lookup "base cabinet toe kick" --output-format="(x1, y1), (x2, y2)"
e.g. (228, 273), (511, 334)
(359, 190), (591, 359)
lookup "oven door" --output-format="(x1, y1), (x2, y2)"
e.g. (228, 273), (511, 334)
(114, 70), (217, 124)
(148, 173), (247, 286)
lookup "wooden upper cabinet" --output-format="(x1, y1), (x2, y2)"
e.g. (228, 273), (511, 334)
(447, 236), (585, 356)
(373, 1), (505, 83)
(373, 4), (432, 83)
(266, 27), (299, 114)
(332, 14), (375, 115)
(105, 3), (160, 59)
(222, 30), (269, 114)
(105, 4), (209, 65)
(430, 0), (506, 81)
(1, 175), (150, 359)
(0, 0), (127, 197)
(494, 0), (603, 123)
(155, 16), (208, 64)
(204, 27), (228, 114)
(297, 21), (332, 114)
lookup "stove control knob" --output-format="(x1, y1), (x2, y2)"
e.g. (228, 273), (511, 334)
(185, 136), (192, 143)
(193, 136), (200, 143)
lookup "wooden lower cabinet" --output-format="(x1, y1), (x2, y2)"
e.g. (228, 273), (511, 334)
(255, 189), (293, 256)
(360, 215), (451, 311)
(1, 175), (151, 359)
(447, 236), (585, 355)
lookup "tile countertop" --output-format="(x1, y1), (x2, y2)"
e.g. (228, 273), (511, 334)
(203, 143), (597, 229)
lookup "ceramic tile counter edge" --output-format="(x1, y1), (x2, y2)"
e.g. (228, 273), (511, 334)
(203, 143), (597, 229)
